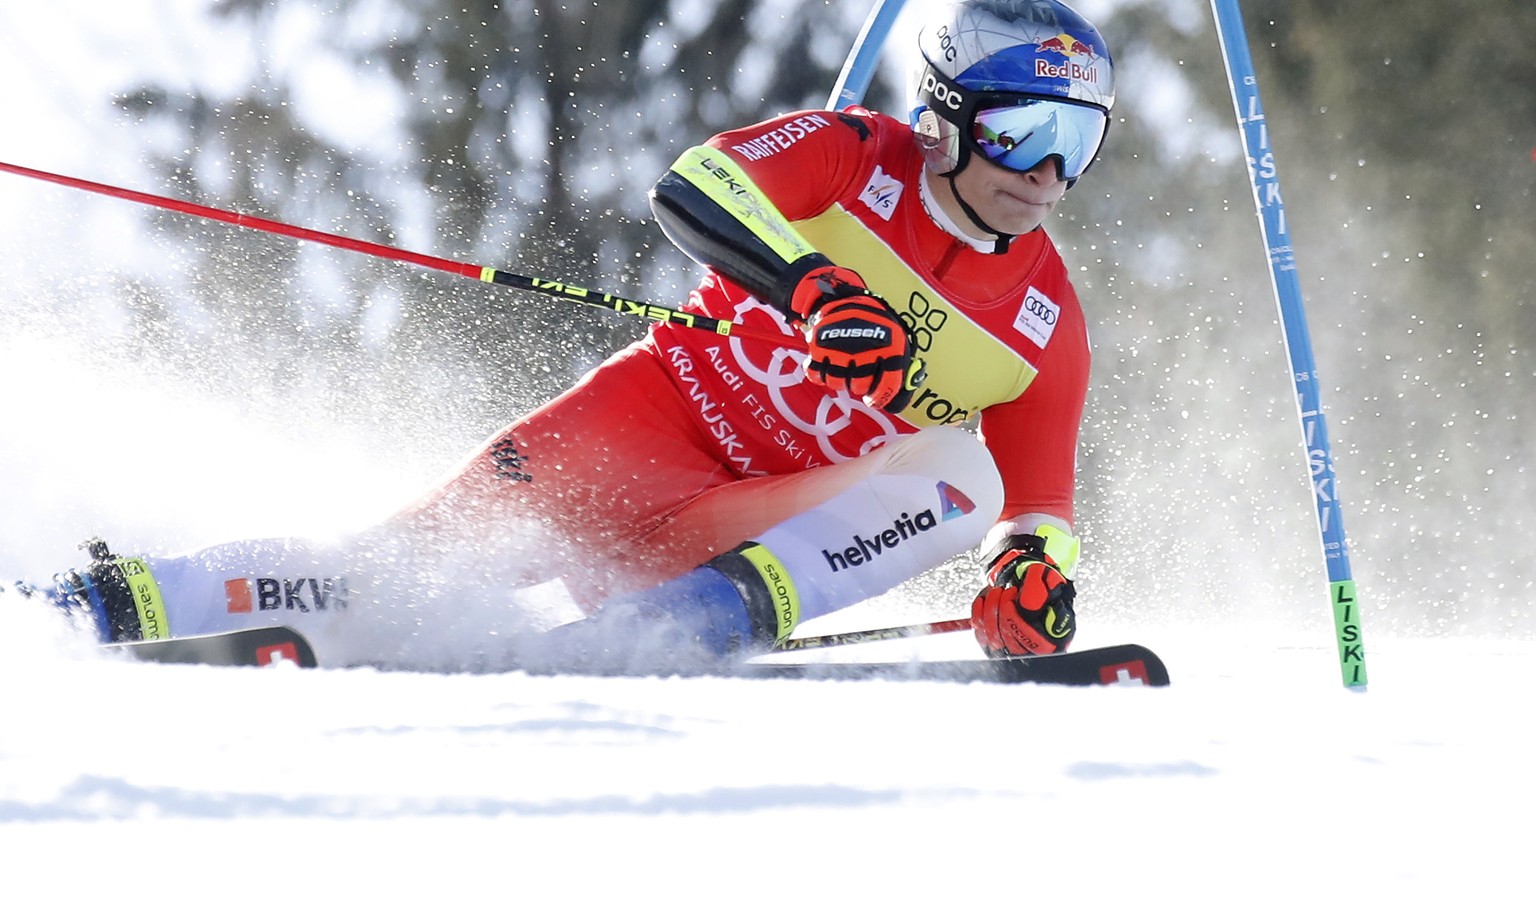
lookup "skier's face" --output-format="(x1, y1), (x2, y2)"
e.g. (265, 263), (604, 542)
(952, 153), (1067, 236)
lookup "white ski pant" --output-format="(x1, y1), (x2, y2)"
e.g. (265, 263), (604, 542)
(128, 426), (1003, 668)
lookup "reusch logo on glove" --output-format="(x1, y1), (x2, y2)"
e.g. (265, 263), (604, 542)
(819, 325), (891, 342)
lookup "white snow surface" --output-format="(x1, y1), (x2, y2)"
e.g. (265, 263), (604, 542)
(1, 615), (1532, 897)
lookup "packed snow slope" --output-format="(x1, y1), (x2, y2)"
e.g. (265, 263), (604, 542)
(1, 606), (1531, 898)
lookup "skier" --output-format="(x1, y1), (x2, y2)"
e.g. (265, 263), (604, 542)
(43, 0), (1117, 672)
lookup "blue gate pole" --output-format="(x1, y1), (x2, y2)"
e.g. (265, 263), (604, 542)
(1209, 0), (1366, 688)
(827, 0), (909, 111)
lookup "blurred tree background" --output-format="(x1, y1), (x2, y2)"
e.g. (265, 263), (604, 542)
(28, 0), (1535, 634)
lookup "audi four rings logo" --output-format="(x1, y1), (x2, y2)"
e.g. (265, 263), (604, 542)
(921, 73), (964, 111)
(1025, 295), (1057, 325)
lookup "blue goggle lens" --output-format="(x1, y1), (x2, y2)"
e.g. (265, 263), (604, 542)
(969, 99), (1108, 179)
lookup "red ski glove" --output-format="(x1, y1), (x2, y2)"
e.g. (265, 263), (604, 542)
(788, 265), (920, 412)
(971, 537), (1077, 658)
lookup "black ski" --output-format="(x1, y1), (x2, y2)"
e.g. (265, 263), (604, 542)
(741, 643), (1170, 686)
(119, 626), (317, 668)
(114, 627), (1168, 687)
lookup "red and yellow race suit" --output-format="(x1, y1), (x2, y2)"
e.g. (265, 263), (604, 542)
(650, 106), (1088, 519)
(87, 108), (1095, 665)
(386, 107), (1089, 604)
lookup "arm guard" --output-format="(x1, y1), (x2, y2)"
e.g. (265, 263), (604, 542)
(648, 145), (833, 321)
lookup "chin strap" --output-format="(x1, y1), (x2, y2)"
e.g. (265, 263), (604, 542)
(917, 116), (1016, 255)
(944, 171), (1015, 256)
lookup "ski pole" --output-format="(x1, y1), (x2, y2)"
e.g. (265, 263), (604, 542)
(1209, 0), (1366, 689)
(827, 0), (909, 112)
(776, 617), (970, 652)
(0, 159), (801, 349)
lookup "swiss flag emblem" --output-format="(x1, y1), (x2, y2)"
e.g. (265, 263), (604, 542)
(256, 642), (300, 666)
(1099, 660), (1149, 686)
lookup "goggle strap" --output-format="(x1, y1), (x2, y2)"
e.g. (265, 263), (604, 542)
(915, 61), (978, 127)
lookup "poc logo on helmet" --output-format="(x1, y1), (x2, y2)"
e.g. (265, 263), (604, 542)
(920, 72), (964, 111)
(935, 24), (957, 62)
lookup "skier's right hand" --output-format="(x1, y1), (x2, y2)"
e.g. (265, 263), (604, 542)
(787, 265), (920, 412)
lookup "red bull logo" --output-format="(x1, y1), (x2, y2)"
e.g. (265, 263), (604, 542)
(1036, 32), (1096, 59)
(1035, 31), (1100, 84)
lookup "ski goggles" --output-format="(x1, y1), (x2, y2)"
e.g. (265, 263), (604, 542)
(968, 96), (1109, 180)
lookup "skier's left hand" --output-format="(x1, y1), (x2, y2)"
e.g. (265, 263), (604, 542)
(971, 539), (1076, 657)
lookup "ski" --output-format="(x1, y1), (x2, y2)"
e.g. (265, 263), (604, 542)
(119, 626), (317, 668)
(740, 643), (1170, 686)
(112, 626), (1168, 687)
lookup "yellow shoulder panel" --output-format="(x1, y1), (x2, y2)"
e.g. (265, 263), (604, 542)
(667, 146), (819, 266)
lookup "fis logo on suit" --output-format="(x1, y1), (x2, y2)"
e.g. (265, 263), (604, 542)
(859, 165), (903, 221)
(226, 577), (350, 614)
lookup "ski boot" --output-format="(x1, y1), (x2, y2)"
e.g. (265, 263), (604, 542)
(50, 538), (170, 643)
(519, 541), (799, 675)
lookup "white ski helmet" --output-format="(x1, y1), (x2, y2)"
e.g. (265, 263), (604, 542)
(911, 0), (1115, 185)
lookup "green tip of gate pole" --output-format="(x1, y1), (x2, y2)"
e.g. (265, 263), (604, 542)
(1331, 579), (1368, 689)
